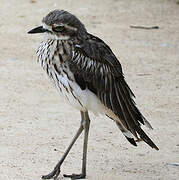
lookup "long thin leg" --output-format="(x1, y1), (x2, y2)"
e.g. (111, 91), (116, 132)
(42, 111), (85, 180)
(64, 111), (90, 179)
(82, 111), (90, 176)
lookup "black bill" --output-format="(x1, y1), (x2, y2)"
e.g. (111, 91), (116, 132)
(28, 26), (47, 34)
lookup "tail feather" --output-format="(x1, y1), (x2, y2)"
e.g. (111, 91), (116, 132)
(115, 121), (137, 147)
(105, 77), (159, 150)
(125, 136), (137, 146)
(143, 118), (153, 129)
(135, 125), (159, 150)
(115, 81), (159, 150)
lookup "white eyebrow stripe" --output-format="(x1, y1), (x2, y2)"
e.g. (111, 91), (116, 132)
(42, 23), (52, 31)
(64, 24), (77, 31)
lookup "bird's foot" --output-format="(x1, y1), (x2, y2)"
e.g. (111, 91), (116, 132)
(63, 173), (86, 179)
(42, 167), (61, 180)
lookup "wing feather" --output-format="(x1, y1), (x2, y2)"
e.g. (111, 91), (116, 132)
(69, 33), (159, 150)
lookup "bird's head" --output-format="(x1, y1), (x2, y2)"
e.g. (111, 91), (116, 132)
(28, 10), (87, 40)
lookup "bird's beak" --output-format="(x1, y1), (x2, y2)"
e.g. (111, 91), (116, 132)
(28, 26), (47, 34)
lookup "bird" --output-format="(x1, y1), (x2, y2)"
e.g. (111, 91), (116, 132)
(28, 10), (159, 180)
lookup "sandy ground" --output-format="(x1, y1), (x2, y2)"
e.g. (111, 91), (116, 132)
(0, 0), (179, 179)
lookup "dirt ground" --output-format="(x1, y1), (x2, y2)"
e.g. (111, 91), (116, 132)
(0, 0), (179, 179)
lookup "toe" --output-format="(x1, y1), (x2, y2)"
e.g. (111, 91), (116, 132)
(42, 169), (60, 179)
(63, 173), (86, 179)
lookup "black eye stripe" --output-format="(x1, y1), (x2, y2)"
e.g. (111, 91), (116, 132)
(52, 26), (65, 32)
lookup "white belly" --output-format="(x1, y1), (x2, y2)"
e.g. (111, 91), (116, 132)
(49, 66), (105, 115)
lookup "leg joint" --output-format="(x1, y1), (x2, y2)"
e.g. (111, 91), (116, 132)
(81, 111), (90, 129)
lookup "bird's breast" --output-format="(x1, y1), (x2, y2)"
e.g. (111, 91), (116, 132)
(37, 39), (72, 66)
(36, 39), (85, 111)
(36, 39), (105, 114)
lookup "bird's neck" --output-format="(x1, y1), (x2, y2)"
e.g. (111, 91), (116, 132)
(44, 33), (70, 41)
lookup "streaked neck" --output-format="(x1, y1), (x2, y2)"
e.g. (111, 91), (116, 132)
(44, 33), (70, 41)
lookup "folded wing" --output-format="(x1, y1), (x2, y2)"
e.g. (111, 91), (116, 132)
(69, 33), (159, 150)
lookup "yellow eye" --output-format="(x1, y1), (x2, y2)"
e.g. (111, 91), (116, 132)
(52, 25), (65, 32)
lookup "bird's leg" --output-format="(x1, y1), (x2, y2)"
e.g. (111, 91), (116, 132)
(64, 111), (90, 179)
(42, 111), (85, 180)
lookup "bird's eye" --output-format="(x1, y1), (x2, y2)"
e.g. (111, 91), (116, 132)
(52, 25), (65, 32)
